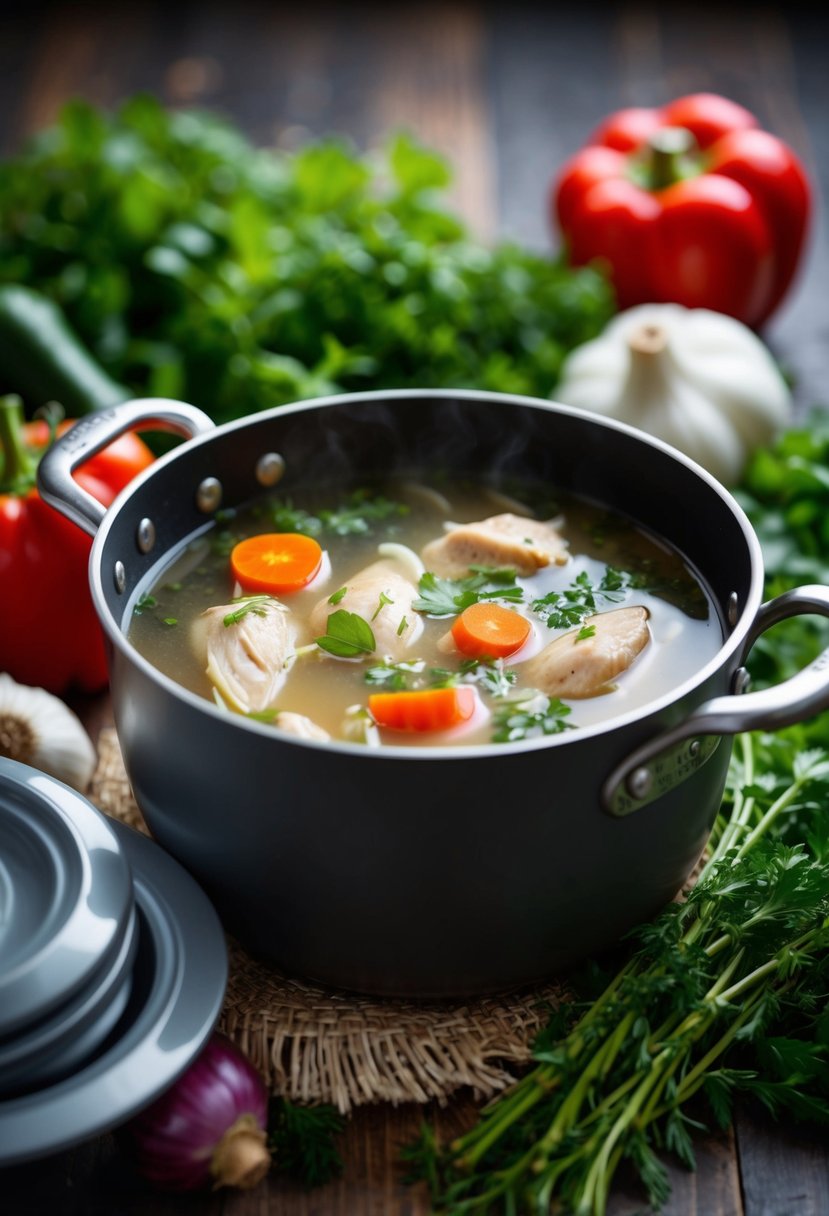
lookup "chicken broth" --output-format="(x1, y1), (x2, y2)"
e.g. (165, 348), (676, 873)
(128, 479), (721, 747)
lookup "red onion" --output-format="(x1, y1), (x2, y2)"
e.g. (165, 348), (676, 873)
(123, 1033), (271, 1191)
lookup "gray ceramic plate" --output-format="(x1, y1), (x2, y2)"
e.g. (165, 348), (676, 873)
(0, 760), (134, 1038)
(0, 816), (227, 1166)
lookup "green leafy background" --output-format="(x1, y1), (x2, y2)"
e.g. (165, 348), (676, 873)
(0, 96), (613, 422)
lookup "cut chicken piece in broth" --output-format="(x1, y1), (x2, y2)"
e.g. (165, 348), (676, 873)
(193, 597), (295, 714)
(309, 558), (424, 659)
(422, 513), (569, 578)
(521, 606), (650, 699)
(272, 711), (330, 741)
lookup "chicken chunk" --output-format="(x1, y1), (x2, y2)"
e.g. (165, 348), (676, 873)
(422, 513), (568, 578)
(272, 711), (330, 742)
(309, 558), (424, 660)
(521, 606), (650, 699)
(194, 597), (295, 714)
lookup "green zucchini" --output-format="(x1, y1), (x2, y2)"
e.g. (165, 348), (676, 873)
(0, 284), (128, 415)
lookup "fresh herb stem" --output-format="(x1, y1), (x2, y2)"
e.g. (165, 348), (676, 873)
(407, 731), (829, 1215)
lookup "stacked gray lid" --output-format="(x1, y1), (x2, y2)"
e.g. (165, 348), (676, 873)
(0, 757), (227, 1165)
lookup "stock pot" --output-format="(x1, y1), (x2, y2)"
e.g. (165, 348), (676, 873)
(38, 390), (829, 997)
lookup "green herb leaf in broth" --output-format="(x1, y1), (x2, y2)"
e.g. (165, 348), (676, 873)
(319, 490), (408, 537)
(461, 659), (518, 698)
(269, 499), (323, 536)
(492, 694), (573, 743)
(413, 566), (524, 617)
(316, 609), (376, 658)
(133, 592), (158, 615)
(364, 658), (425, 690)
(372, 590), (395, 621)
(531, 567), (634, 630)
(211, 529), (239, 557)
(222, 594), (273, 627)
(429, 660), (517, 700)
(328, 586), (348, 605)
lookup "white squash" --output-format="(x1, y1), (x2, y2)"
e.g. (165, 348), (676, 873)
(553, 304), (792, 485)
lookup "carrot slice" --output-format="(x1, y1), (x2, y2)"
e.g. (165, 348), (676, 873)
(451, 602), (531, 659)
(230, 533), (323, 594)
(368, 687), (476, 732)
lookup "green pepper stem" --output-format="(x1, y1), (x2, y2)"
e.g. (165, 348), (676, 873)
(0, 394), (37, 494)
(645, 126), (697, 191)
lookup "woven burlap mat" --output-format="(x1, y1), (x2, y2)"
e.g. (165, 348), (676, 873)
(89, 728), (567, 1113)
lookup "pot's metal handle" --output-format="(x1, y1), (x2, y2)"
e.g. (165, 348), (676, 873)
(37, 398), (215, 536)
(603, 584), (829, 816)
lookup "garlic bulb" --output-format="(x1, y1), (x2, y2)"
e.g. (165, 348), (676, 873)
(553, 304), (792, 485)
(0, 673), (97, 791)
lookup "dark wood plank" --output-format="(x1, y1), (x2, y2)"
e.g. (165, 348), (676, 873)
(736, 1103), (829, 1216)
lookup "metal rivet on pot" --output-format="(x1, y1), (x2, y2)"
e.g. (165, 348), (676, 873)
(727, 592), (739, 627)
(689, 739), (701, 760)
(113, 561), (127, 594)
(732, 666), (752, 696)
(196, 477), (223, 513)
(136, 517), (156, 554)
(256, 452), (285, 487)
(627, 766), (653, 800)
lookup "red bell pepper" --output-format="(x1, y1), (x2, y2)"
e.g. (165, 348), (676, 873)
(0, 395), (154, 695)
(553, 92), (811, 327)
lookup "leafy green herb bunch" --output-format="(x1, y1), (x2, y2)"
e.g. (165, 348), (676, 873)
(0, 96), (614, 421)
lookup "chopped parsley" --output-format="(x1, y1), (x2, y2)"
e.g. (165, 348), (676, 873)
(461, 659), (518, 698)
(268, 490), (407, 539)
(319, 490), (408, 537)
(430, 659), (518, 699)
(210, 529), (239, 557)
(364, 658), (425, 690)
(133, 592), (157, 615)
(576, 624), (596, 641)
(531, 567), (635, 630)
(371, 590), (395, 621)
(492, 695), (573, 743)
(270, 500), (323, 536)
(413, 566), (524, 617)
(328, 585), (348, 605)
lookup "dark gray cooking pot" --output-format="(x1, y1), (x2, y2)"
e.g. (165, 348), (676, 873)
(38, 390), (829, 997)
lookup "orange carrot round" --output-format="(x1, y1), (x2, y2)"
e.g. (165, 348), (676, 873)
(230, 533), (323, 594)
(451, 602), (531, 659)
(368, 687), (476, 732)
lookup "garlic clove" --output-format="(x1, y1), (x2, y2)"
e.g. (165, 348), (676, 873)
(0, 672), (97, 791)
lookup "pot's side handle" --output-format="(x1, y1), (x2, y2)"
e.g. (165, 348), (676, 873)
(37, 398), (215, 536)
(603, 584), (829, 816)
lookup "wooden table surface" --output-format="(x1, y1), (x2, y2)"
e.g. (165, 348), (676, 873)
(2, 3), (828, 1213)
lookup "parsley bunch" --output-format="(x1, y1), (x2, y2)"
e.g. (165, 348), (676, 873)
(0, 96), (614, 421)
(738, 410), (829, 718)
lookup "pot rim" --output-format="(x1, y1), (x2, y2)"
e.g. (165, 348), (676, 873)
(89, 388), (765, 759)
